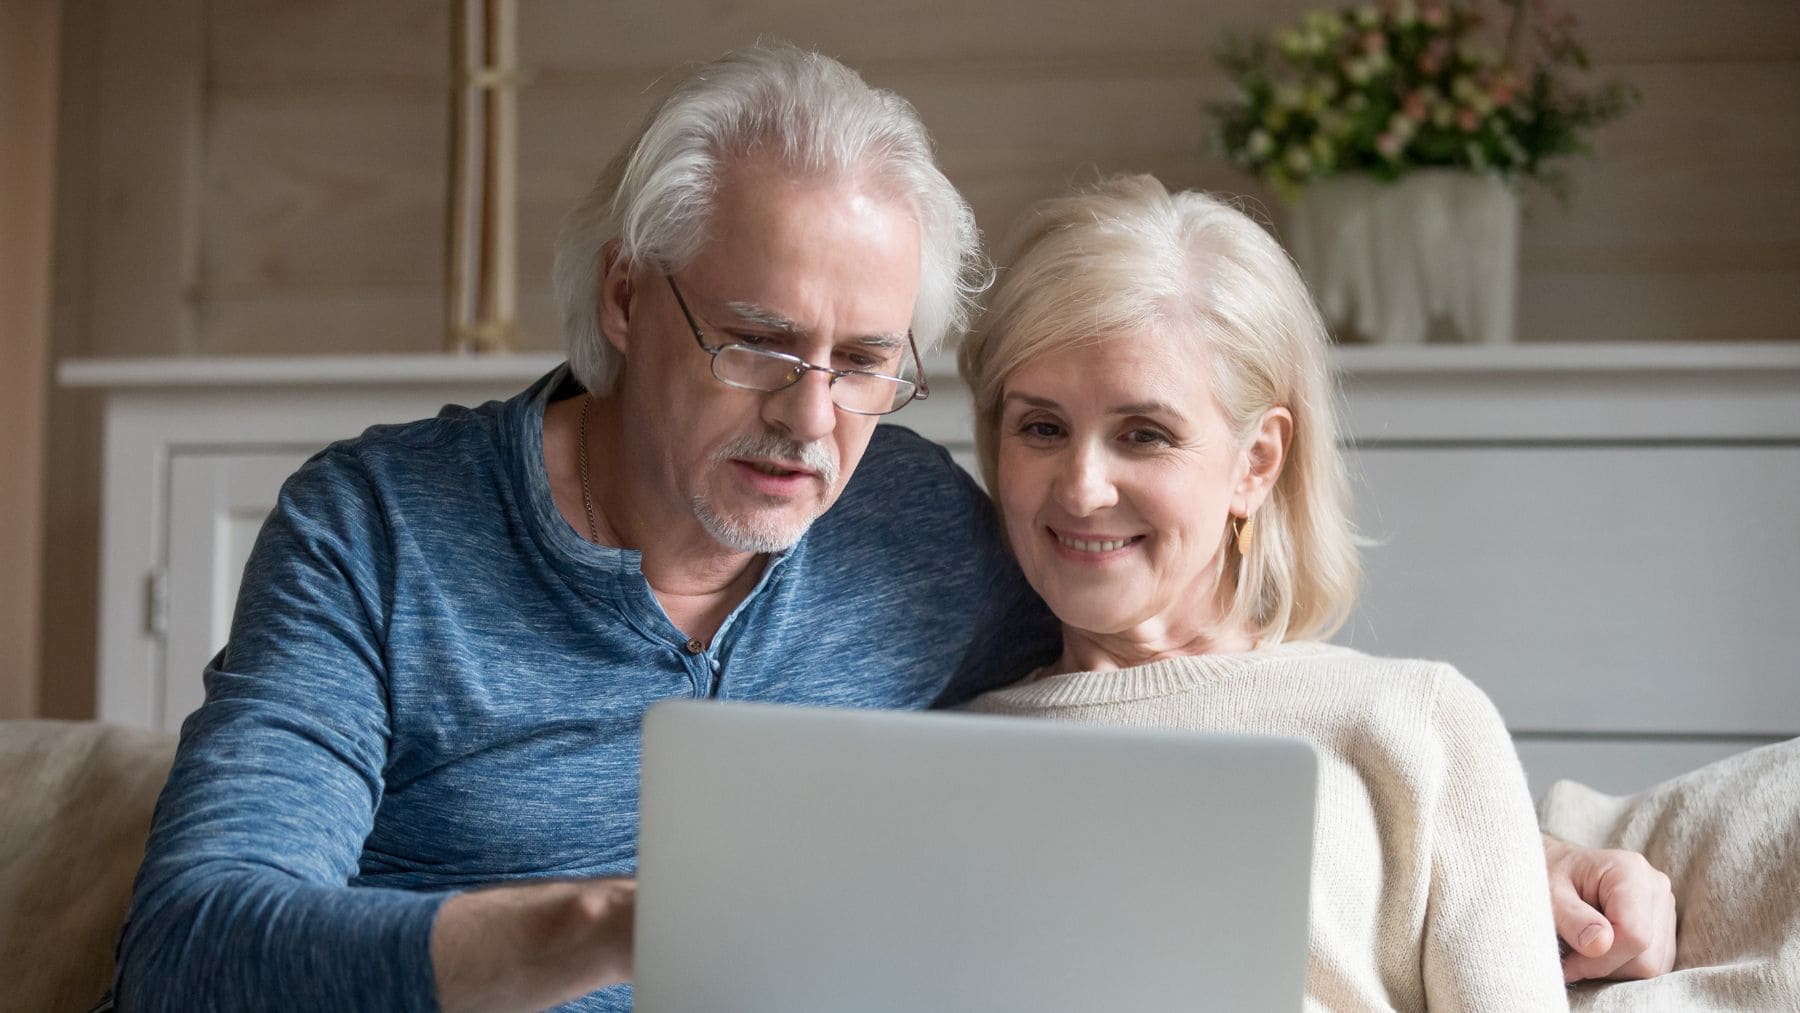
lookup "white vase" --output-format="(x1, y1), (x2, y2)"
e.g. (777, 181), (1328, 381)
(1285, 170), (1520, 345)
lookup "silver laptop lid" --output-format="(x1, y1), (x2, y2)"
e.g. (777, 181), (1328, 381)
(635, 700), (1316, 1012)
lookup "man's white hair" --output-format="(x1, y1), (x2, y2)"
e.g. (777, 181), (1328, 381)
(553, 41), (986, 395)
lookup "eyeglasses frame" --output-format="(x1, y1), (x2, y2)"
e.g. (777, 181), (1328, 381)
(663, 274), (929, 416)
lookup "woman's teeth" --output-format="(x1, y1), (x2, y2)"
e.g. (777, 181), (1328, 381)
(1058, 534), (1135, 552)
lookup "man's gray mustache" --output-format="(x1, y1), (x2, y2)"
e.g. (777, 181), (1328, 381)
(713, 432), (840, 488)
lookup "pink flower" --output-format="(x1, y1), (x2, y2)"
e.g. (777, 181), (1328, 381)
(1376, 132), (1405, 159)
(1421, 2), (1448, 27)
(1418, 37), (1452, 75)
(1489, 70), (1519, 107)
(1402, 90), (1429, 120)
(1459, 107), (1481, 132)
(1362, 31), (1386, 55)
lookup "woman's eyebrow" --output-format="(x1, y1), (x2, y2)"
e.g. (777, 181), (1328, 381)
(1109, 400), (1186, 420)
(1004, 392), (1186, 421)
(1002, 392), (1061, 411)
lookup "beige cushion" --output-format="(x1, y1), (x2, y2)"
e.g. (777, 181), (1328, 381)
(1539, 737), (1800, 1012)
(0, 720), (177, 1011)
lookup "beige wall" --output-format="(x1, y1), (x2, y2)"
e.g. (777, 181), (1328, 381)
(37, 1), (1800, 716)
(1, 0), (61, 717)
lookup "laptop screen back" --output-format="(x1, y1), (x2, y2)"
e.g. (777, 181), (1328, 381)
(635, 700), (1316, 1012)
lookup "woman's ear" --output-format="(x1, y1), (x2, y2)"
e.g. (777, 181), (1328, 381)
(1235, 406), (1293, 515)
(597, 240), (634, 354)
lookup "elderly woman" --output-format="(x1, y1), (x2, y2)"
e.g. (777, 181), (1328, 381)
(959, 175), (1568, 1010)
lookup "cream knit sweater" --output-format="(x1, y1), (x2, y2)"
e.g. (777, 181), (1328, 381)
(968, 641), (1569, 1012)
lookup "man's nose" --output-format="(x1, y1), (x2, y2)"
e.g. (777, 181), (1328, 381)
(762, 367), (838, 445)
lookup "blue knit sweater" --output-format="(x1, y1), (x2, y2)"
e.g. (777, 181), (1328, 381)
(116, 368), (1058, 1011)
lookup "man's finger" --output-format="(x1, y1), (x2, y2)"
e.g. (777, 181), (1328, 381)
(1562, 943), (1634, 984)
(1587, 859), (1677, 979)
(1550, 880), (1613, 958)
(1543, 836), (1679, 983)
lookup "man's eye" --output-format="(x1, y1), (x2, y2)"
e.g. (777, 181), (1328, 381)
(730, 332), (772, 347)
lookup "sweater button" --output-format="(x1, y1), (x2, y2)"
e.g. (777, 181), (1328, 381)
(684, 638), (704, 655)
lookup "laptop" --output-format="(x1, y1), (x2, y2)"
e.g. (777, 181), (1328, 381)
(634, 700), (1317, 1012)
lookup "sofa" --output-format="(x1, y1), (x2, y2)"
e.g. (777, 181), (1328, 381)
(6, 718), (1795, 1011)
(0, 720), (177, 1011)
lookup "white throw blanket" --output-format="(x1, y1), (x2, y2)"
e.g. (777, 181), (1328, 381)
(1538, 738), (1800, 1011)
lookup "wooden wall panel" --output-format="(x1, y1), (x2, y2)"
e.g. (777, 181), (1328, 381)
(198, 294), (445, 357)
(1522, 63), (1800, 271)
(129, 0), (1800, 358)
(520, 0), (1267, 76)
(38, 0), (1800, 720)
(0, 0), (60, 717)
(51, 0), (1796, 361)
(1571, 0), (1800, 63)
(1517, 271), (1800, 345)
(87, 0), (205, 358)
(208, 0), (448, 91)
(202, 95), (448, 292)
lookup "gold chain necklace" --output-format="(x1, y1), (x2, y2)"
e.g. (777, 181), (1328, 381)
(577, 395), (605, 545)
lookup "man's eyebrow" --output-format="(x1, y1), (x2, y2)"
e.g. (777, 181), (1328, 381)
(725, 301), (802, 335)
(724, 301), (905, 350)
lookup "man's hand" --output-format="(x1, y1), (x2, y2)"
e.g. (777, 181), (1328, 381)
(432, 876), (637, 1013)
(1542, 833), (1676, 983)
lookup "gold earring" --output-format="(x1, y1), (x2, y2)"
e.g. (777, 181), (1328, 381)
(1235, 514), (1254, 554)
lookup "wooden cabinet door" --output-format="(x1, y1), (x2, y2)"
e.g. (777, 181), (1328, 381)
(162, 452), (312, 731)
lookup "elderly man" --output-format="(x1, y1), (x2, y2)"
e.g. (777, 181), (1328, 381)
(116, 43), (1672, 1012)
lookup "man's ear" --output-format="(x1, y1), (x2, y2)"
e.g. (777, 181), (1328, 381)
(1235, 406), (1293, 516)
(597, 240), (634, 355)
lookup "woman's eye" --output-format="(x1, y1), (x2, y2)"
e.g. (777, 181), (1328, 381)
(1124, 428), (1172, 447)
(1020, 420), (1063, 440)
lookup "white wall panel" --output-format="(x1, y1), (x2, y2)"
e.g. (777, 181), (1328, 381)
(1340, 445), (1800, 736)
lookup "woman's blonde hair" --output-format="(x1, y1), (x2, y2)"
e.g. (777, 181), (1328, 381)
(958, 174), (1360, 643)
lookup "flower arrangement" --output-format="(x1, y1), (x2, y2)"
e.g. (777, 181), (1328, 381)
(1211, 0), (1637, 198)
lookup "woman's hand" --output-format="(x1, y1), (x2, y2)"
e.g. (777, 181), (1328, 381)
(1543, 834), (1676, 982)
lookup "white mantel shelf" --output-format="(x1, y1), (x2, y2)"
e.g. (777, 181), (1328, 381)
(58, 352), (565, 388)
(61, 342), (1800, 446)
(56, 342), (1800, 389)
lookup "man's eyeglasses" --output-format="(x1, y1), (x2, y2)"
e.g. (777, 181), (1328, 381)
(665, 275), (928, 416)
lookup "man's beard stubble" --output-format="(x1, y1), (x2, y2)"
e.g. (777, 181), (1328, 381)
(692, 429), (841, 554)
